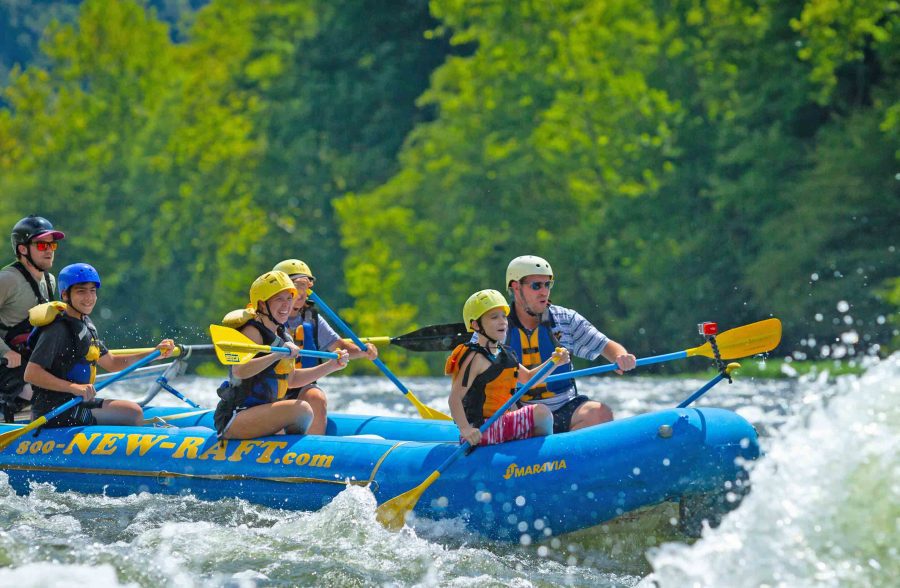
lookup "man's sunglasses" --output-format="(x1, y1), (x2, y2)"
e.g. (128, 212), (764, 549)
(291, 275), (316, 285)
(522, 280), (554, 291)
(32, 241), (59, 252)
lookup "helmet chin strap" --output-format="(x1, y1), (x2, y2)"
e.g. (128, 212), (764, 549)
(474, 320), (501, 348)
(260, 301), (287, 329)
(63, 292), (88, 319)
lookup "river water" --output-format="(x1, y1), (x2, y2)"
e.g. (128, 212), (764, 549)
(1, 355), (897, 587)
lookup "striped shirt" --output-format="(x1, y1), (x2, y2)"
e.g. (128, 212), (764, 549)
(506, 304), (609, 411)
(546, 304), (609, 361)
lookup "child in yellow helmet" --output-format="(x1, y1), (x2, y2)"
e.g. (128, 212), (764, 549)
(446, 289), (568, 446)
(213, 271), (350, 439)
(272, 259), (378, 435)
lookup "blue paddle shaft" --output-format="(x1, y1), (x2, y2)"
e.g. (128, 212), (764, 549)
(677, 371), (728, 408)
(433, 357), (560, 475)
(268, 346), (338, 360)
(545, 350), (688, 383)
(308, 292), (412, 394)
(38, 349), (163, 424)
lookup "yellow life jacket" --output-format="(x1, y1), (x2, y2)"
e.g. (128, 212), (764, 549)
(446, 343), (519, 425)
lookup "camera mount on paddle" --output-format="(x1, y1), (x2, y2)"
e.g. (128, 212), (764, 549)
(697, 321), (730, 383)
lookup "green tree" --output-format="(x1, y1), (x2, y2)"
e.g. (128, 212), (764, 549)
(338, 0), (679, 368)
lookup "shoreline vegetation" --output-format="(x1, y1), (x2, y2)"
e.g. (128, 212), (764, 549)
(1, 1), (896, 371)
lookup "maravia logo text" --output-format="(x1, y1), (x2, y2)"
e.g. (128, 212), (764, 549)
(503, 460), (567, 479)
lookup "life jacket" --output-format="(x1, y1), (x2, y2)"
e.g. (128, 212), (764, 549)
(292, 306), (320, 369)
(445, 342), (519, 427)
(0, 261), (55, 353)
(27, 303), (102, 386)
(220, 319), (295, 408)
(505, 303), (574, 401)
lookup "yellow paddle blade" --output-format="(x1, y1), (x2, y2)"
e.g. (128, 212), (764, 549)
(0, 415), (49, 452)
(376, 470), (441, 530)
(686, 318), (782, 359)
(209, 324), (268, 365)
(408, 394), (452, 421)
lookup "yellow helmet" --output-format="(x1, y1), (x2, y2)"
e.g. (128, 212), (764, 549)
(273, 258), (314, 279)
(250, 271), (297, 308)
(506, 255), (553, 287)
(463, 289), (510, 332)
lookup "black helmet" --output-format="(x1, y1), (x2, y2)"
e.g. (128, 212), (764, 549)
(11, 215), (65, 256)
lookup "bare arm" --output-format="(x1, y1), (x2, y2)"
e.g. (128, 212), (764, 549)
(600, 339), (636, 374)
(24, 362), (95, 400)
(329, 339), (378, 360)
(97, 339), (176, 373)
(287, 349), (349, 388)
(449, 353), (487, 446)
(517, 347), (570, 383)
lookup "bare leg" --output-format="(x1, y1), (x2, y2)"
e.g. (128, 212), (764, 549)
(568, 400), (613, 431)
(93, 399), (143, 426)
(532, 404), (554, 436)
(298, 386), (327, 435)
(224, 399), (313, 439)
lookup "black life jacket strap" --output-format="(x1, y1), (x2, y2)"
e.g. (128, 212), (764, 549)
(10, 261), (52, 304)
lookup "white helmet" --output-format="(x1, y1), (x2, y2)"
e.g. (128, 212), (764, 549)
(506, 255), (553, 287)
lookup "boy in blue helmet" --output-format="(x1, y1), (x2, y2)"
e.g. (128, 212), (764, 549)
(24, 263), (176, 428)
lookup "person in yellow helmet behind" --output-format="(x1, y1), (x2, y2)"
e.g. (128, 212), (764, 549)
(272, 259), (377, 435)
(446, 289), (568, 446)
(213, 270), (350, 439)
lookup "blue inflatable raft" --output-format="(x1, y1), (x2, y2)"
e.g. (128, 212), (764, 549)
(0, 404), (758, 541)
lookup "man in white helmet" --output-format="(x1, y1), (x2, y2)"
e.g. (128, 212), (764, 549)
(504, 255), (636, 432)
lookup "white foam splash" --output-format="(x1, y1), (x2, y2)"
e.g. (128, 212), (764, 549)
(0, 562), (136, 588)
(644, 354), (900, 588)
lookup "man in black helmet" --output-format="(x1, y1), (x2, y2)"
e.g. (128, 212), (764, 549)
(0, 215), (65, 422)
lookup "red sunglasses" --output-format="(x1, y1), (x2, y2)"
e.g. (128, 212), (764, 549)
(32, 241), (59, 252)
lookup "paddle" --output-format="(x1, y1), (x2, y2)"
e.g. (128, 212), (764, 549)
(110, 344), (215, 357)
(376, 353), (563, 529)
(677, 362), (741, 408)
(209, 324), (339, 365)
(544, 318), (781, 384)
(0, 349), (163, 451)
(307, 292), (451, 421)
(356, 323), (469, 352)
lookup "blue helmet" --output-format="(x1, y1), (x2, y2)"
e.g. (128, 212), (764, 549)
(58, 263), (101, 294)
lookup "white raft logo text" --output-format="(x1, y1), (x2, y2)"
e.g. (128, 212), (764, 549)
(503, 459), (567, 479)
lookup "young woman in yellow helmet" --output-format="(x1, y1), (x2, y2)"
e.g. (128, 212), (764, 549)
(271, 259), (378, 435)
(446, 289), (568, 446)
(213, 271), (350, 439)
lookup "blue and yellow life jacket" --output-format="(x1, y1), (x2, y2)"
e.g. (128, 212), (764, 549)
(237, 319), (295, 407)
(505, 304), (574, 401)
(292, 306), (320, 370)
(26, 303), (101, 386)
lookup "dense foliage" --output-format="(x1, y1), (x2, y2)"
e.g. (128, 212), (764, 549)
(1, 0), (896, 372)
